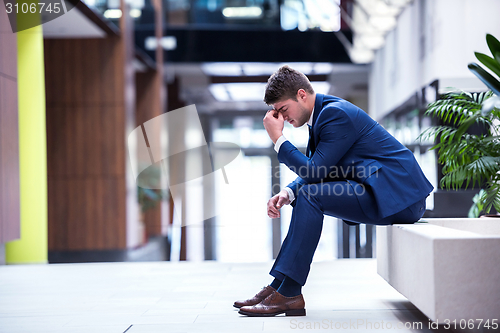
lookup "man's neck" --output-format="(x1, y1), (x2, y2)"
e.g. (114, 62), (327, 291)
(307, 93), (316, 126)
(308, 93), (316, 116)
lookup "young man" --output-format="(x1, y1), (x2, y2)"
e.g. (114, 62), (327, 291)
(234, 65), (433, 317)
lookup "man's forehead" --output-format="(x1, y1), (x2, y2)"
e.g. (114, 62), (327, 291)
(272, 99), (292, 110)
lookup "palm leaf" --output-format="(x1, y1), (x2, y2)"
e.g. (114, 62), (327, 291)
(475, 52), (500, 78)
(469, 63), (500, 96)
(486, 34), (500, 59)
(422, 89), (500, 203)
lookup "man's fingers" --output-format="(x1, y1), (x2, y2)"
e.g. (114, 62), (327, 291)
(268, 200), (278, 214)
(264, 109), (280, 120)
(267, 205), (279, 217)
(269, 205), (278, 214)
(268, 211), (280, 219)
(267, 194), (282, 218)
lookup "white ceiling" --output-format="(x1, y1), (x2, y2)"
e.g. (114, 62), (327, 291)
(42, 7), (107, 38)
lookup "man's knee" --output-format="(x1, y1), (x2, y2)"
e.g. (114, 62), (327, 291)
(298, 182), (347, 200)
(297, 185), (321, 202)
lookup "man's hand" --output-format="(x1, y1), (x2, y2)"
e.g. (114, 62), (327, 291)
(267, 189), (291, 218)
(263, 110), (284, 144)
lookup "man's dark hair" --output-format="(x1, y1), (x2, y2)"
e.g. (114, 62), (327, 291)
(264, 65), (315, 105)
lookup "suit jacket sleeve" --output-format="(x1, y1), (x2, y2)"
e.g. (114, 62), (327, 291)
(281, 107), (357, 199)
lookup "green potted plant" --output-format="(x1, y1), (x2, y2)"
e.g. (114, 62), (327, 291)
(138, 187), (168, 213)
(420, 34), (500, 217)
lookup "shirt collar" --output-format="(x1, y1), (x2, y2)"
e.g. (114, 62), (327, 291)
(307, 105), (315, 127)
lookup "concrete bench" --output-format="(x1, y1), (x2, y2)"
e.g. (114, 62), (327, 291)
(377, 218), (500, 321)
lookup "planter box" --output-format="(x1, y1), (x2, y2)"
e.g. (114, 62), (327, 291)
(377, 218), (500, 321)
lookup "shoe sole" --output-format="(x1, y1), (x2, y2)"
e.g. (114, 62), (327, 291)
(238, 308), (306, 317)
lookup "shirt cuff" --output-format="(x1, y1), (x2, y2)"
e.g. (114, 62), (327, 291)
(284, 187), (295, 203)
(274, 135), (288, 153)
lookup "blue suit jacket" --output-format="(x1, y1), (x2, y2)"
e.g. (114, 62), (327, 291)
(279, 94), (434, 219)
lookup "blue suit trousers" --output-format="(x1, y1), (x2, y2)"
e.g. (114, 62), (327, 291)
(269, 180), (426, 286)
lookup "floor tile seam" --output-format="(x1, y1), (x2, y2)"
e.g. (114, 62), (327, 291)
(122, 324), (133, 333)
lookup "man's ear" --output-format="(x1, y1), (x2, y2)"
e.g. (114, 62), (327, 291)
(297, 89), (307, 101)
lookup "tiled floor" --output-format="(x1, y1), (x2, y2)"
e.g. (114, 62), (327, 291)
(0, 259), (450, 332)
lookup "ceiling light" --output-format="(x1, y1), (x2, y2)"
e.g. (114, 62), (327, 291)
(350, 47), (375, 64)
(313, 63), (334, 74)
(202, 63), (243, 76)
(358, 0), (400, 16)
(209, 82), (330, 102)
(209, 83), (267, 102)
(369, 15), (397, 32)
(130, 9), (141, 18)
(385, 0), (412, 8)
(222, 7), (262, 18)
(345, 0), (412, 63)
(145, 36), (177, 51)
(358, 33), (385, 49)
(209, 85), (231, 102)
(204, 62), (334, 77)
(225, 83), (267, 101)
(242, 63), (281, 76)
(310, 82), (331, 94)
(160, 36), (177, 50)
(103, 9), (122, 19)
(285, 63), (313, 74)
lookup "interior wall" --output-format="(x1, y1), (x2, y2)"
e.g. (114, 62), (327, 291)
(369, 0), (500, 120)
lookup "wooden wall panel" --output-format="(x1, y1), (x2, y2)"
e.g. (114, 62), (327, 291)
(48, 177), (126, 251)
(45, 34), (131, 251)
(0, 7), (20, 244)
(45, 38), (125, 108)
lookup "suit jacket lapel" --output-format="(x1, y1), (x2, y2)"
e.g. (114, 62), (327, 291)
(313, 93), (324, 126)
(307, 94), (324, 157)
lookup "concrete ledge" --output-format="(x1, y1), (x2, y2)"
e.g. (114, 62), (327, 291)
(377, 218), (500, 321)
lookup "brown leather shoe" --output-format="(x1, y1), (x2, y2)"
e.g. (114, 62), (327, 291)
(233, 285), (276, 308)
(238, 291), (306, 317)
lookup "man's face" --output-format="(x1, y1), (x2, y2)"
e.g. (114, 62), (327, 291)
(272, 95), (311, 128)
